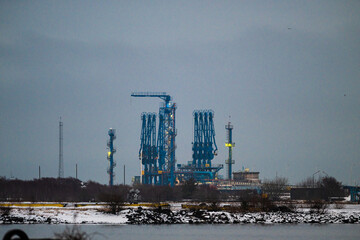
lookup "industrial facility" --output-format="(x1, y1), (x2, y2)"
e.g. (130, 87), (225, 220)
(100, 91), (262, 192)
(130, 92), (224, 186)
(177, 110), (223, 183)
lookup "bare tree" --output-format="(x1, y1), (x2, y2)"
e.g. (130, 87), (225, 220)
(320, 176), (344, 201)
(297, 176), (321, 188)
(261, 177), (289, 201)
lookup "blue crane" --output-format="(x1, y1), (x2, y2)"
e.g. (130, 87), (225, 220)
(131, 92), (177, 186)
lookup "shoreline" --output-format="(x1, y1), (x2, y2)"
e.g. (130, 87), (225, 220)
(1, 203), (360, 225)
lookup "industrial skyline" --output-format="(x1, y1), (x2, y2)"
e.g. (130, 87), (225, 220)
(0, 1), (359, 185)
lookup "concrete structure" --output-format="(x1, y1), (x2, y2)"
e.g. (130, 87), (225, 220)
(216, 169), (261, 196)
(233, 170), (260, 184)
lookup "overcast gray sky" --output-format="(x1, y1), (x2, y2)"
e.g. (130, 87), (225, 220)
(1, 1), (359, 185)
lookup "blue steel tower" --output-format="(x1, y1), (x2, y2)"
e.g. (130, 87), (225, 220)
(192, 110), (218, 169)
(107, 128), (116, 186)
(139, 113), (157, 184)
(131, 92), (177, 186)
(225, 122), (235, 180)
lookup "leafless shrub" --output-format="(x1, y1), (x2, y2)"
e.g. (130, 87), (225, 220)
(54, 226), (92, 240)
(309, 200), (328, 214)
(99, 192), (125, 214)
(0, 206), (11, 216)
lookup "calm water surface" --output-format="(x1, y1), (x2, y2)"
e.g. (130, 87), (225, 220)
(1, 224), (360, 240)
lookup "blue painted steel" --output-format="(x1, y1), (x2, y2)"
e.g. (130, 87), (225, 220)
(107, 129), (116, 186)
(225, 122), (234, 180)
(192, 111), (200, 168)
(160, 101), (176, 186)
(192, 110), (218, 169)
(139, 113), (157, 184)
(157, 110), (165, 185)
(183, 110), (222, 183)
(208, 111), (218, 162)
(343, 186), (360, 202)
(131, 92), (176, 186)
(132, 93), (223, 185)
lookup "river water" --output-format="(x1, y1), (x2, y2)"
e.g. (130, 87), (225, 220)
(1, 224), (360, 240)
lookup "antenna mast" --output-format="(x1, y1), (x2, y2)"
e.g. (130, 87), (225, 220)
(58, 117), (64, 178)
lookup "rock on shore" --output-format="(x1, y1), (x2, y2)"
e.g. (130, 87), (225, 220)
(125, 208), (360, 224)
(1, 207), (360, 224)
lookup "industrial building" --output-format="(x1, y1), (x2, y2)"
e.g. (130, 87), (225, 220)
(233, 170), (260, 184)
(216, 169), (261, 193)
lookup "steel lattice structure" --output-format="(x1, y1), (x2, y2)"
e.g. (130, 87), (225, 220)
(132, 93), (222, 185)
(192, 110), (218, 168)
(139, 113), (158, 184)
(178, 110), (223, 183)
(131, 92), (177, 186)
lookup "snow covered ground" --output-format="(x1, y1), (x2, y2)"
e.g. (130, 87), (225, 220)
(1, 203), (360, 224)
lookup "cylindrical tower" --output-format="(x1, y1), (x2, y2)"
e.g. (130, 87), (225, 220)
(225, 122), (235, 180)
(107, 128), (116, 186)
